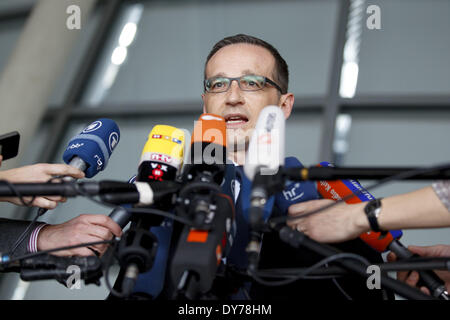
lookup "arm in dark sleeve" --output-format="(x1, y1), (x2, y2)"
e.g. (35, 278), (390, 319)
(0, 218), (34, 257)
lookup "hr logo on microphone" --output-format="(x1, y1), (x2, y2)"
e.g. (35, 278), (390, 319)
(282, 183), (305, 202)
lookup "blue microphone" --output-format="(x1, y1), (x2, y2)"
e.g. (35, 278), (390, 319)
(63, 118), (120, 178)
(37, 119), (120, 217)
(274, 157), (320, 213)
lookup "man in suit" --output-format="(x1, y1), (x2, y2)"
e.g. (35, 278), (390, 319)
(200, 34), (390, 300)
(0, 156), (122, 257)
(126, 34), (391, 300)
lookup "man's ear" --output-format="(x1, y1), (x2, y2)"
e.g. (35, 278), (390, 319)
(279, 92), (294, 119)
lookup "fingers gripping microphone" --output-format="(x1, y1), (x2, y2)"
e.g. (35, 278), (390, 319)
(317, 161), (449, 300)
(170, 114), (234, 299)
(244, 106), (286, 274)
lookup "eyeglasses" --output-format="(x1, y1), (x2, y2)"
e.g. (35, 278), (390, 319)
(204, 74), (284, 94)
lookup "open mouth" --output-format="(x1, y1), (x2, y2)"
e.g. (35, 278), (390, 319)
(224, 114), (249, 128)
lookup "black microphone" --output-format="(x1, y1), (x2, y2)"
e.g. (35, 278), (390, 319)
(284, 166), (450, 181)
(0, 180), (179, 205)
(170, 113), (234, 299)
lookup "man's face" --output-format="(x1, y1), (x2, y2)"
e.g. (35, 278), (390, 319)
(202, 43), (290, 151)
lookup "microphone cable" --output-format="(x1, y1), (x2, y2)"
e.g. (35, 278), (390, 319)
(249, 252), (370, 287)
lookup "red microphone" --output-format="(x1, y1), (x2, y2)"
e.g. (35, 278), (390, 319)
(316, 161), (402, 252)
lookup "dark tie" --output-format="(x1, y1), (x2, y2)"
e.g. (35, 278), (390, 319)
(226, 165), (251, 269)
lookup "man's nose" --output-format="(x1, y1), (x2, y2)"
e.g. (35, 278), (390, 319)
(225, 79), (244, 106)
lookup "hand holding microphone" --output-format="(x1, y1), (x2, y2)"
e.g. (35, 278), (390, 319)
(388, 245), (450, 296)
(35, 119), (120, 215)
(287, 162), (449, 299)
(0, 163), (85, 209)
(287, 198), (366, 243)
(4, 118), (121, 258)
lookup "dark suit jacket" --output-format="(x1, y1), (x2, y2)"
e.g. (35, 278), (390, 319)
(0, 218), (34, 257)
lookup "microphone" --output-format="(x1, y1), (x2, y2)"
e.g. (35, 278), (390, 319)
(137, 125), (185, 185)
(181, 113), (227, 185)
(0, 179), (177, 201)
(107, 176), (136, 229)
(316, 161), (402, 252)
(243, 106), (286, 273)
(273, 157), (321, 213)
(114, 125), (186, 298)
(109, 125), (185, 228)
(37, 118), (120, 217)
(170, 113), (234, 299)
(316, 161), (449, 300)
(63, 118), (120, 179)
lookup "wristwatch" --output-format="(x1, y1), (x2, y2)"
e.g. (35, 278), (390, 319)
(364, 198), (383, 232)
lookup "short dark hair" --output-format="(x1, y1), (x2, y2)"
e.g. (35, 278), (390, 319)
(204, 34), (289, 94)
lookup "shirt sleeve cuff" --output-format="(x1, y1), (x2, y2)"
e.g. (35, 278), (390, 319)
(431, 180), (450, 212)
(27, 223), (48, 253)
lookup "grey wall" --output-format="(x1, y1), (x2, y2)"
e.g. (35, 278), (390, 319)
(343, 110), (450, 247)
(357, 0), (450, 95)
(83, 0), (338, 106)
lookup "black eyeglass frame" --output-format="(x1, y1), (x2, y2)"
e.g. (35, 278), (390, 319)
(204, 75), (285, 94)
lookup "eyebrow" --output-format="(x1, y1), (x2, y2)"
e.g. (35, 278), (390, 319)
(208, 70), (260, 79)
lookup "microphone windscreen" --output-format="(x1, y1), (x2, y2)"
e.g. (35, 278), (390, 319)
(63, 118), (120, 178)
(188, 113), (227, 184)
(138, 125), (186, 182)
(244, 105), (285, 181)
(192, 113), (226, 146)
(274, 157), (320, 213)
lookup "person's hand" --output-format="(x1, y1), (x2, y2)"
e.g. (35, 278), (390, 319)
(0, 163), (85, 209)
(287, 199), (368, 243)
(0, 155), (3, 167)
(37, 214), (122, 257)
(387, 245), (450, 295)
